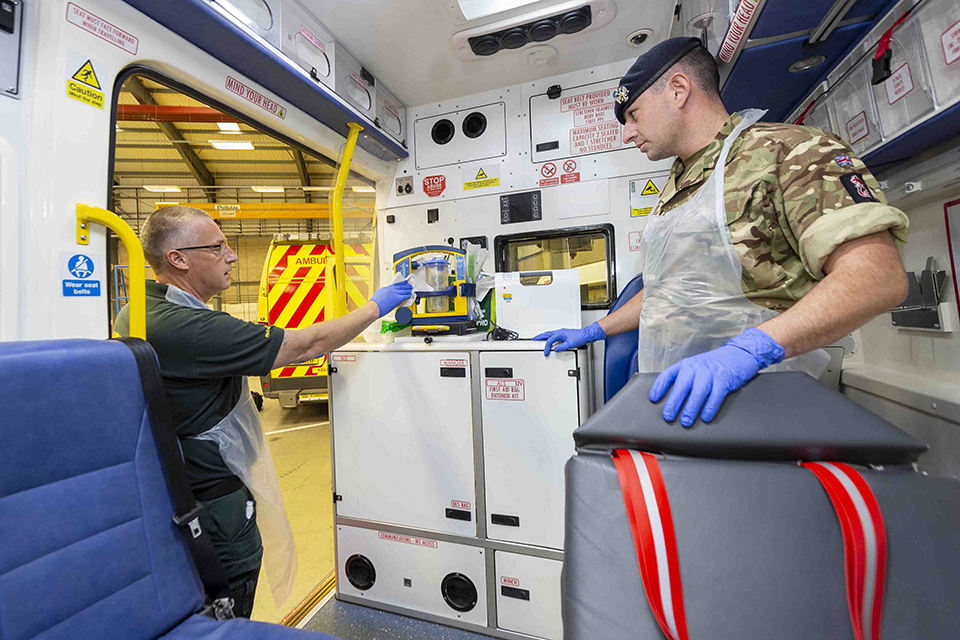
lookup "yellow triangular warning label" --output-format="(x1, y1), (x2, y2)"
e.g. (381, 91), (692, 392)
(476, 168), (487, 180)
(641, 179), (660, 196)
(71, 60), (101, 90)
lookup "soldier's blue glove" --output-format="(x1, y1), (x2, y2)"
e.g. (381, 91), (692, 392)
(370, 281), (414, 317)
(533, 322), (606, 357)
(648, 328), (785, 427)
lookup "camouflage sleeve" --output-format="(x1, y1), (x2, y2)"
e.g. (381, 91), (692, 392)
(776, 132), (909, 279)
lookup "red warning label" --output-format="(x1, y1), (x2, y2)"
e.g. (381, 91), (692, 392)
(451, 500), (472, 510)
(560, 89), (615, 113)
(378, 531), (438, 549)
(66, 3), (139, 55)
(332, 354), (356, 362)
(225, 76), (287, 119)
(485, 379), (525, 401)
(501, 576), (521, 587)
(571, 121), (622, 156)
(423, 175), (446, 197)
(299, 26), (325, 51)
(440, 358), (467, 368)
(573, 103), (616, 127)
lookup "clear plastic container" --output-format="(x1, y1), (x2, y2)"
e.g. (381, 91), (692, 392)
(422, 258), (449, 313)
(831, 59), (884, 154)
(806, 97), (837, 137)
(916, 0), (960, 106)
(873, 18), (936, 139)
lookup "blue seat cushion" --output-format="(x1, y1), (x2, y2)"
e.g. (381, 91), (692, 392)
(161, 614), (340, 639)
(602, 274), (643, 403)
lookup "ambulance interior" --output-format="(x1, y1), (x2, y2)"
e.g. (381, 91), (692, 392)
(2, 0), (960, 638)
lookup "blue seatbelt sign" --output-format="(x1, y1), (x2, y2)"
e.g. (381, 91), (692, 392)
(62, 253), (102, 297)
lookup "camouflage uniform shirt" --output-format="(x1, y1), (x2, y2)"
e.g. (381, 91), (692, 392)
(652, 112), (909, 312)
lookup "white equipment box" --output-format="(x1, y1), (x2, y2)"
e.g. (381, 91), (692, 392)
(494, 270), (581, 338)
(330, 341), (591, 639)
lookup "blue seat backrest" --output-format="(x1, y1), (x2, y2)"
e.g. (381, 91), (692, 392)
(0, 339), (204, 640)
(603, 274), (644, 403)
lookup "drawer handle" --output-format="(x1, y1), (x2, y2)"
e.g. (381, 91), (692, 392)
(491, 513), (519, 527)
(501, 585), (530, 600)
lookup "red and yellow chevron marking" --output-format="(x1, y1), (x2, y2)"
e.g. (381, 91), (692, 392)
(265, 242), (374, 379)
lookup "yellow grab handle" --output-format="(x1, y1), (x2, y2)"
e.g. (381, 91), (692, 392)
(329, 122), (364, 318)
(76, 203), (147, 340)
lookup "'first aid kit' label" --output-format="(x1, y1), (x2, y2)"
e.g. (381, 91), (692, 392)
(485, 379), (525, 401)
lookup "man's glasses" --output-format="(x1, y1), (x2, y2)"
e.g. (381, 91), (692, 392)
(175, 241), (227, 257)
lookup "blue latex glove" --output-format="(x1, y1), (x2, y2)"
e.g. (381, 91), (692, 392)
(533, 322), (606, 357)
(648, 328), (785, 427)
(370, 281), (414, 317)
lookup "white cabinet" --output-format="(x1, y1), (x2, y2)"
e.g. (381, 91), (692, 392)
(495, 552), (563, 640)
(331, 351), (476, 536)
(480, 350), (580, 549)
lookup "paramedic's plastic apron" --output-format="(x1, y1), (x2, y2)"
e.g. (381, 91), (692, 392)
(636, 109), (829, 376)
(165, 285), (297, 608)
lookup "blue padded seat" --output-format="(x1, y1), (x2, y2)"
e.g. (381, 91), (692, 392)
(0, 339), (337, 640)
(602, 274), (643, 403)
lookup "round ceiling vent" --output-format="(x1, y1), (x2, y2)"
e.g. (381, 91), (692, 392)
(500, 27), (528, 50)
(529, 19), (557, 42)
(789, 55), (827, 73)
(626, 28), (653, 47)
(473, 35), (500, 56)
(559, 8), (591, 34)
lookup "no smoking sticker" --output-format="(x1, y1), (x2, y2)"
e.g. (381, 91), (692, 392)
(539, 162), (559, 187)
(485, 378), (525, 401)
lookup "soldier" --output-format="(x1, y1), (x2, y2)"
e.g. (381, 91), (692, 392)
(536, 37), (909, 426)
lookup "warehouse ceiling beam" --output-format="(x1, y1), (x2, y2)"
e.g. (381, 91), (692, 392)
(293, 149), (313, 203)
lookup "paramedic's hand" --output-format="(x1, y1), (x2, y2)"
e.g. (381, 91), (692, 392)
(370, 281), (414, 317)
(533, 322), (606, 357)
(648, 328), (785, 427)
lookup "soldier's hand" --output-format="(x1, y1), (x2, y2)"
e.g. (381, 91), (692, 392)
(648, 328), (785, 426)
(533, 322), (606, 357)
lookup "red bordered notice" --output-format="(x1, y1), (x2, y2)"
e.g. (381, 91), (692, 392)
(423, 175), (446, 197)
(501, 576), (521, 587)
(349, 69), (369, 88)
(451, 500), (471, 510)
(66, 3), (139, 55)
(485, 379), (525, 401)
(570, 121), (622, 156)
(440, 358), (467, 368)
(846, 111), (869, 144)
(884, 63), (914, 105)
(378, 531), (438, 549)
(299, 25), (325, 52)
(225, 76), (287, 120)
(942, 18), (960, 65)
(629, 231), (643, 252)
(332, 354), (356, 362)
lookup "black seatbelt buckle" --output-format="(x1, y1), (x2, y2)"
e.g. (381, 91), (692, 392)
(872, 48), (892, 85)
(172, 501), (205, 539)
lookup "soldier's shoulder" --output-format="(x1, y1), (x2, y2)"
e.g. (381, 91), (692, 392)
(743, 121), (841, 148)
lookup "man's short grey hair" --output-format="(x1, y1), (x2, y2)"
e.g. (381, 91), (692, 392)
(140, 205), (213, 272)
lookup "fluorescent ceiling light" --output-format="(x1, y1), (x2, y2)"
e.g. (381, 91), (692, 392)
(301, 186), (332, 191)
(251, 186), (285, 193)
(217, 122), (241, 132)
(209, 139), (254, 150)
(458, 0), (541, 21)
(143, 185), (182, 193)
(351, 186), (376, 193)
(155, 202), (179, 207)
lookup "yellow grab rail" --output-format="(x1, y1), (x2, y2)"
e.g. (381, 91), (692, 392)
(329, 122), (364, 318)
(76, 203), (147, 339)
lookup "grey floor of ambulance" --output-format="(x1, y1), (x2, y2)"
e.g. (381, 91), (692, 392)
(304, 599), (493, 639)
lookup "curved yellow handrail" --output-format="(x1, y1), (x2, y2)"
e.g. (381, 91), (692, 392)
(76, 203), (146, 339)
(329, 122), (364, 318)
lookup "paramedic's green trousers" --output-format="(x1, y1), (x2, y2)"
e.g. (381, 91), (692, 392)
(199, 485), (263, 618)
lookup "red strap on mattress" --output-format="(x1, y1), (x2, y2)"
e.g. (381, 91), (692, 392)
(802, 462), (888, 640)
(612, 449), (689, 640)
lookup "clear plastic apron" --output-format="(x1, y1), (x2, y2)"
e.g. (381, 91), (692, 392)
(637, 109), (829, 377)
(165, 285), (298, 608)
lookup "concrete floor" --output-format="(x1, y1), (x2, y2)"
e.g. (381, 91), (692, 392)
(250, 383), (335, 624)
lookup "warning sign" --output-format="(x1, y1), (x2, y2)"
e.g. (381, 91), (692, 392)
(630, 176), (666, 217)
(629, 231), (643, 252)
(560, 88), (616, 113)
(378, 531), (438, 549)
(943, 18), (960, 65)
(561, 159), (580, 184)
(299, 25), (325, 52)
(225, 76), (287, 120)
(485, 379), (525, 401)
(463, 164), (500, 190)
(571, 121), (622, 156)
(66, 57), (104, 109)
(884, 63), (914, 105)
(423, 175), (446, 197)
(215, 204), (240, 218)
(845, 111), (869, 144)
(66, 3), (139, 55)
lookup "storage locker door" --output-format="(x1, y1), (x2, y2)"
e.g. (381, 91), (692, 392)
(495, 551), (563, 640)
(480, 350), (579, 549)
(331, 352), (476, 535)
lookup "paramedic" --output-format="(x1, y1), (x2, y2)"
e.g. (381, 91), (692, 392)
(535, 37), (909, 427)
(114, 205), (412, 617)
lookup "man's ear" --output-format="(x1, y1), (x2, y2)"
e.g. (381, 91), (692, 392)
(667, 72), (693, 109)
(166, 249), (190, 272)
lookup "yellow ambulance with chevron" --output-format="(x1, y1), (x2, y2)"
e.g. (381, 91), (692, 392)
(257, 233), (374, 408)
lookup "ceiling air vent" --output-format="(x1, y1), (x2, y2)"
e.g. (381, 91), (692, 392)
(452, 0), (617, 61)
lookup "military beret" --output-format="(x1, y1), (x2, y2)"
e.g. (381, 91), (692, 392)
(615, 37), (704, 125)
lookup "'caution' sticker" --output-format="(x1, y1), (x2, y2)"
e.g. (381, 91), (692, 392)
(66, 56), (104, 109)
(463, 164), (500, 190)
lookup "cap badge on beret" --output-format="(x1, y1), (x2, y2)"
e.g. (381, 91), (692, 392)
(614, 86), (630, 104)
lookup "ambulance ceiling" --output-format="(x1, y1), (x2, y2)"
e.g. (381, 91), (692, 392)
(306, 0), (676, 106)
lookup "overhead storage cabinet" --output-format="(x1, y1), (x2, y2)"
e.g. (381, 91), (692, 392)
(916, 0), (960, 106)
(832, 59), (884, 153)
(279, 2), (336, 90)
(873, 18), (935, 139)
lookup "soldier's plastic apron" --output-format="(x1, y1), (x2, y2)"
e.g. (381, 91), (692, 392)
(637, 109), (828, 375)
(166, 285), (297, 607)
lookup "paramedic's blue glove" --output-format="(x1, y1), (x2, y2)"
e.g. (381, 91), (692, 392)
(370, 281), (414, 317)
(533, 322), (606, 357)
(648, 328), (785, 427)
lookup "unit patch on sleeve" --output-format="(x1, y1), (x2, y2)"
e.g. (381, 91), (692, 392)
(840, 172), (878, 203)
(834, 154), (854, 168)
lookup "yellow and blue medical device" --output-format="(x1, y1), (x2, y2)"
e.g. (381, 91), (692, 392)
(393, 245), (477, 334)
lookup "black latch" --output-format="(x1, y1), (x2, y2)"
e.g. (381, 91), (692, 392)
(491, 513), (520, 527)
(536, 141), (559, 152)
(374, 117), (381, 128)
(546, 84), (562, 100)
(568, 368), (580, 380)
(872, 48), (892, 85)
(329, 366), (338, 374)
(0, 1), (16, 35)
(360, 67), (376, 87)
(446, 508), (472, 521)
(485, 367), (513, 378)
(440, 367), (467, 378)
(501, 585), (530, 600)
(333, 493), (342, 503)
(674, 3), (682, 19)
